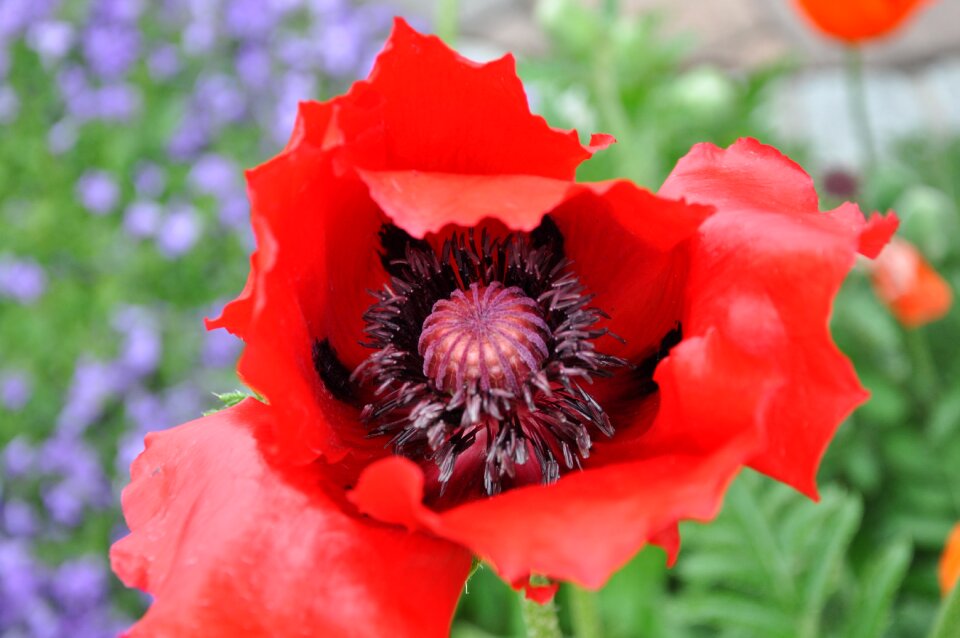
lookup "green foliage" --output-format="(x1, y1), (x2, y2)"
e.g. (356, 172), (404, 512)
(522, 0), (791, 188)
(454, 474), (915, 638)
(674, 473), (910, 638)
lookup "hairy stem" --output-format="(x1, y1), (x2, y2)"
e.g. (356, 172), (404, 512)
(520, 591), (563, 638)
(568, 585), (603, 638)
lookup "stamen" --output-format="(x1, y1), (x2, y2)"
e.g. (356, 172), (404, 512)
(352, 221), (631, 499)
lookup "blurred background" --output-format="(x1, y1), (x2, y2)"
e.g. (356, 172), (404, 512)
(0, 0), (957, 636)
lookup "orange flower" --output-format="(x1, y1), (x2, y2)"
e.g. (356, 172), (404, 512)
(793, 0), (930, 42)
(940, 523), (960, 595)
(870, 238), (952, 328)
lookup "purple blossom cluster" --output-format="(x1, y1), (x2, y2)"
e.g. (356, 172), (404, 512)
(1, 304), (236, 633)
(0, 542), (126, 638)
(2, 0), (391, 256)
(1, 0), (390, 632)
(0, 254), (47, 305)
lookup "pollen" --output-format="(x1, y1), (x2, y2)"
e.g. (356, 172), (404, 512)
(419, 283), (550, 395)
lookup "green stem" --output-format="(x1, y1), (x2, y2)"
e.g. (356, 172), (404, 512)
(520, 592), (564, 638)
(568, 586), (603, 638)
(591, 29), (659, 184)
(435, 0), (459, 45)
(905, 328), (941, 407)
(844, 46), (877, 170)
(928, 580), (960, 638)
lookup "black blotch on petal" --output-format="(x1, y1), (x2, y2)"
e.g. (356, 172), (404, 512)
(312, 338), (355, 403)
(633, 323), (683, 397)
(530, 214), (565, 263)
(378, 224), (432, 277)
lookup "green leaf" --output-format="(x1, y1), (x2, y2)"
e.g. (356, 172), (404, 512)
(843, 537), (913, 638)
(202, 390), (254, 415)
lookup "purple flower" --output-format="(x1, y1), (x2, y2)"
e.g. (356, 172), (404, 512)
(91, 0), (144, 23)
(168, 116), (209, 160)
(234, 44), (271, 88)
(39, 436), (105, 487)
(272, 71), (316, 144)
(123, 200), (162, 238)
(3, 499), (39, 537)
(119, 324), (161, 376)
(147, 44), (179, 80)
(124, 388), (170, 432)
(82, 24), (140, 80)
(67, 88), (100, 121)
(277, 36), (320, 72)
(188, 153), (238, 199)
(0, 540), (42, 624)
(56, 65), (88, 99)
(0, 255), (47, 304)
(316, 17), (365, 77)
(51, 557), (108, 612)
(156, 205), (202, 258)
(0, 370), (33, 410)
(43, 477), (97, 527)
(225, 0), (279, 40)
(182, 21), (216, 56)
(163, 383), (203, 424)
(133, 162), (166, 197)
(48, 118), (79, 155)
(0, 85), (19, 124)
(25, 21), (74, 63)
(0, 0), (35, 38)
(115, 431), (146, 475)
(75, 171), (120, 215)
(55, 359), (124, 434)
(2, 437), (35, 478)
(194, 73), (246, 127)
(23, 600), (58, 638)
(96, 83), (141, 121)
(219, 194), (249, 230)
(202, 328), (242, 368)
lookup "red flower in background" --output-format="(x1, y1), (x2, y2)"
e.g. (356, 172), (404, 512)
(870, 238), (953, 327)
(942, 524), (960, 595)
(793, 0), (930, 42)
(111, 19), (897, 637)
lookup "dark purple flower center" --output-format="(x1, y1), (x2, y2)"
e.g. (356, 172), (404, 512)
(349, 219), (628, 497)
(419, 283), (550, 395)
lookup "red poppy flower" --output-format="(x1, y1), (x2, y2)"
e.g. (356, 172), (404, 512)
(870, 238), (952, 327)
(793, 0), (930, 43)
(111, 19), (897, 637)
(942, 523), (960, 595)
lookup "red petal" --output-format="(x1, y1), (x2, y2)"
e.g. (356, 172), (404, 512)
(356, 170), (577, 239)
(112, 400), (471, 638)
(870, 238), (953, 328)
(350, 330), (771, 589)
(793, 0), (929, 42)
(858, 211), (900, 259)
(661, 138), (884, 498)
(337, 18), (596, 177)
(551, 181), (710, 362)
